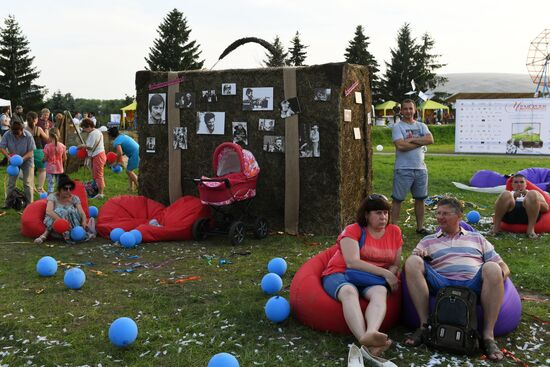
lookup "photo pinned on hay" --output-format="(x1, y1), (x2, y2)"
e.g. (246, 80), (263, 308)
(145, 137), (156, 153)
(36, 256), (57, 277)
(172, 127), (188, 150)
(9, 154), (23, 167)
(261, 273), (283, 295)
(175, 92), (194, 109)
(196, 112), (225, 135)
(200, 90), (218, 103)
(279, 97), (301, 119)
(313, 88), (331, 102)
(242, 87), (273, 111)
(148, 93), (166, 124)
(221, 83), (236, 96)
(299, 123), (320, 158)
(109, 317), (138, 347)
(263, 135), (284, 153)
(258, 118), (275, 132)
(232, 122), (248, 146)
(64, 267), (86, 290)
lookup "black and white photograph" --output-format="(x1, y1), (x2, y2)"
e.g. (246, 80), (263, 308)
(175, 92), (194, 109)
(263, 135), (284, 153)
(279, 97), (301, 118)
(232, 122), (248, 146)
(314, 88), (331, 101)
(222, 83), (236, 96)
(201, 90), (218, 103)
(148, 93), (166, 124)
(299, 123), (320, 158)
(258, 118), (275, 132)
(146, 137), (156, 153)
(196, 112), (225, 135)
(173, 127), (188, 150)
(242, 87), (273, 111)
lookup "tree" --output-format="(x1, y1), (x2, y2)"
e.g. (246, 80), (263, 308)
(45, 90), (75, 114)
(287, 31), (308, 66)
(264, 36), (288, 67)
(381, 23), (446, 102)
(0, 15), (45, 110)
(145, 9), (204, 71)
(344, 25), (381, 103)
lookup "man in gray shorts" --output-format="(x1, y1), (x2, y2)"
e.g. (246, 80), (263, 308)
(391, 99), (434, 234)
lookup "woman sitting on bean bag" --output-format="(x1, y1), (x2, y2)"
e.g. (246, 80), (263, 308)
(321, 194), (402, 364)
(34, 174), (93, 244)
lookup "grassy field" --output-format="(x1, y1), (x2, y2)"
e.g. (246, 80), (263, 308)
(0, 153), (549, 367)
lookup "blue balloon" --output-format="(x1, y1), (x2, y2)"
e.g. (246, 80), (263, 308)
(39, 192), (48, 199)
(9, 154), (23, 167)
(261, 273), (283, 295)
(36, 256), (57, 277)
(208, 353), (240, 367)
(129, 229), (142, 245)
(466, 210), (481, 224)
(112, 164), (123, 173)
(68, 146), (78, 156)
(109, 317), (138, 347)
(64, 268), (86, 289)
(6, 165), (19, 177)
(70, 226), (87, 241)
(265, 296), (290, 323)
(267, 257), (287, 276)
(120, 232), (137, 248)
(110, 228), (125, 242)
(88, 206), (99, 218)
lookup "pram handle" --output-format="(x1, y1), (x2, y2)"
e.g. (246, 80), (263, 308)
(184, 177), (231, 188)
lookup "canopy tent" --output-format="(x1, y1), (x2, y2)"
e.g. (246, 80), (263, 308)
(419, 100), (449, 122)
(374, 101), (398, 117)
(120, 101), (137, 129)
(0, 98), (11, 107)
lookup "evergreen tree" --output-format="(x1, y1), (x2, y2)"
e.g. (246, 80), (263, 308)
(45, 90), (75, 114)
(0, 15), (45, 110)
(264, 36), (288, 67)
(145, 9), (204, 71)
(414, 33), (447, 90)
(344, 25), (381, 103)
(287, 31), (308, 66)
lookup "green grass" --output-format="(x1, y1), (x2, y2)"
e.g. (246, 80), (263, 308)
(0, 155), (549, 366)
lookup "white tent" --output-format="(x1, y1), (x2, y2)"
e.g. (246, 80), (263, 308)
(0, 98), (10, 107)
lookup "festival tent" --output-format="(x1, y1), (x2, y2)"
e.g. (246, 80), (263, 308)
(419, 100), (449, 122)
(0, 98), (11, 107)
(120, 101), (136, 129)
(374, 100), (398, 117)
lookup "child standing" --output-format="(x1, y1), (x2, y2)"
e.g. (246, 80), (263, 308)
(42, 128), (67, 194)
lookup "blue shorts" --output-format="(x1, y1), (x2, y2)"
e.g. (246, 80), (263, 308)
(126, 152), (139, 172)
(322, 273), (373, 300)
(424, 261), (483, 296)
(392, 169), (428, 201)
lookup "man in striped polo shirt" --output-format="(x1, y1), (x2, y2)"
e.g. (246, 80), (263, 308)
(403, 197), (510, 361)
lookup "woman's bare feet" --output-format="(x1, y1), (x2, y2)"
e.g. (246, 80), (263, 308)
(527, 232), (538, 239)
(359, 331), (391, 356)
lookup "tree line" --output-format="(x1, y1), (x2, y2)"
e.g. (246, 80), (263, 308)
(0, 9), (446, 117)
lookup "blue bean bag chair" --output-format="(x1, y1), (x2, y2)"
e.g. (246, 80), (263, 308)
(469, 170), (507, 188)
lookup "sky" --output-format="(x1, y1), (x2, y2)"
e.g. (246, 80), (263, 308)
(2, 0), (550, 100)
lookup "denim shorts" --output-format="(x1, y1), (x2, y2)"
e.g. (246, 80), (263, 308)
(322, 272), (371, 300)
(392, 169), (428, 202)
(424, 261), (483, 296)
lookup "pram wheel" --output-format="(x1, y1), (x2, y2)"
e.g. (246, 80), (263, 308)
(253, 217), (269, 239)
(192, 218), (209, 241)
(229, 221), (245, 245)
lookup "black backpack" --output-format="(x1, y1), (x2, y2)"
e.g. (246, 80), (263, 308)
(424, 286), (480, 355)
(5, 188), (28, 210)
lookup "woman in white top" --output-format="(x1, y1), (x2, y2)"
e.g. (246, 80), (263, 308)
(78, 118), (106, 199)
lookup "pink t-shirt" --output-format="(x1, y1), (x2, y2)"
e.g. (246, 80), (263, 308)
(43, 142), (66, 174)
(322, 223), (403, 276)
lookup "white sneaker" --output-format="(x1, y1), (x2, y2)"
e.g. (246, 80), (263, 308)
(360, 346), (398, 367)
(348, 344), (364, 367)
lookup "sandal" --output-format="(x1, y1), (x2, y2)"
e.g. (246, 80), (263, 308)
(482, 338), (504, 361)
(34, 234), (47, 244)
(403, 327), (424, 347)
(360, 346), (397, 367)
(415, 228), (430, 235)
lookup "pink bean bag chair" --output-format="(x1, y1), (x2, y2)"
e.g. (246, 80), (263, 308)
(96, 195), (211, 242)
(500, 178), (550, 234)
(21, 181), (90, 239)
(290, 245), (402, 334)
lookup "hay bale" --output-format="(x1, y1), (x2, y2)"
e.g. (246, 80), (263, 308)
(135, 63), (372, 235)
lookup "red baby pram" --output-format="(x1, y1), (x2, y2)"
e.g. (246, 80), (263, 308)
(191, 142), (268, 245)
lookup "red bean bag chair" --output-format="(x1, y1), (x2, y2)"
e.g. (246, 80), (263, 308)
(500, 178), (550, 233)
(96, 195), (211, 243)
(290, 245), (402, 334)
(21, 181), (90, 238)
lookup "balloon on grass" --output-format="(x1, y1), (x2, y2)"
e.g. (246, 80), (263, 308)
(6, 165), (19, 177)
(9, 154), (23, 166)
(111, 164), (123, 173)
(261, 273), (283, 295)
(265, 296), (290, 323)
(110, 228), (125, 242)
(36, 256), (57, 277)
(129, 229), (142, 245)
(53, 219), (70, 234)
(376, 145), (384, 152)
(88, 206), (99, 218)
(267, 257), (287, 276)
(70, 226), (87, 241)
(68, 146), (78, 156)
(208, 353), (239, 367)
(109, 317), (138, 347)
(466, 210), (481, 224)
(64, 267), (86, 289)
(119, 232), (137, 248)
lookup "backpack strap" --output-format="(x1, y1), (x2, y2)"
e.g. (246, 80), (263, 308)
(358, 226), (366, 250)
